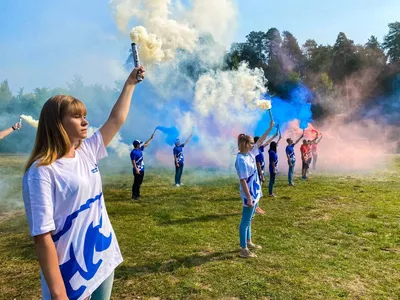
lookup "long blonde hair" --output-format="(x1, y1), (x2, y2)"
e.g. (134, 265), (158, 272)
(25, 95), (87, 172)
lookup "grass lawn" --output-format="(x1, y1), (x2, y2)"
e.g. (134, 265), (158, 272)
(0, 155), (399, 299)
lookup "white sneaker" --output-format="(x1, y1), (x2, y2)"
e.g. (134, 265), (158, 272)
(239, 248), (257, 258)
(175, 184), (180, 187)
(247, 242), (262, 250)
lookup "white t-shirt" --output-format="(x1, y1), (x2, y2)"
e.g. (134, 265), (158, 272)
(235, 144), (262, 207)
(22, 131), (122, 300)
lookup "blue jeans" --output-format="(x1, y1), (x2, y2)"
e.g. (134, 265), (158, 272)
(268, 172), (276, 195)
(288, 161), (295, 184)
(89, 271), (114, 300)
(175, 163), (184, 184)
(239, 203), (258, 248)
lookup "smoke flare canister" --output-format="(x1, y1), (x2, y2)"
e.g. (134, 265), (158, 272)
(268, 109), (274, 122)
(19, 117), (22, 126)
(131, 43), (143, 82)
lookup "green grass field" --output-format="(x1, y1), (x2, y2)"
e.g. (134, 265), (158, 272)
(0, 155), (399, 299)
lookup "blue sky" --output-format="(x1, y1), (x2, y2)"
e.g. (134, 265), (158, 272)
(1, 0), (399, 92)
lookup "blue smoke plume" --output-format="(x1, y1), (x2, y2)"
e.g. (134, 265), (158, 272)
(254, 84), (313, 136)
(155, 126), (180, 145)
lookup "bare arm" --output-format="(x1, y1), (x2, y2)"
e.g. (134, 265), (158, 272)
(174, 155), (179, 167)
(143, 132), (155, 149)
(316, 134), (323, 144)
(132, 160), (139, 174)
(294, 130), (305, 145)
(301, 150), (307, 161)
(276, 133), (282, 146)
(183, 132), (193, 146)
(256, 161), (264, 182)
(262, 131), (278, 147)
(311, 134), (319, 144)
(0, 122), (21, 140)
(271, 161), (276, 174)
(286, 153), (292, 166)
(240, 179), (253, 206)
(34, 233), (68, 300)
(256, 120), (275, 148)
(100, 67), (145, 147)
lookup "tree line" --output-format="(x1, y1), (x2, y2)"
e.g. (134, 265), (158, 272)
(1, 22), (399, 153)
(224, 22), (400, 120)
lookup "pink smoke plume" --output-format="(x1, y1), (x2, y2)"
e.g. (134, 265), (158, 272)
(279, 117), (396, 173)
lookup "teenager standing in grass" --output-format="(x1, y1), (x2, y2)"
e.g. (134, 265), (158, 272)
(235, 120), (274, 258)
(267, 132), (282, 197)
(285, 131), (304, 186)
(311, 132), (323, 170)
(173, 132), (192, 187)
(254, 131), (278, 214)
(300, 139), (309, 179)
(0, 121), (21, 140)
(130, 132), (155, 201)
(22, 66), (145, 300)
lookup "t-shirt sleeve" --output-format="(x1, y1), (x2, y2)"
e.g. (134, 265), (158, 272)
(250, 143), (259, 157)
(140, 146), (144, 151)
(173, 148), (177, 156)
(22, 165), (55, 237)
(80, 131), (108, 162)
(255, 154), (261, 163)
(236, 157), (250, 180)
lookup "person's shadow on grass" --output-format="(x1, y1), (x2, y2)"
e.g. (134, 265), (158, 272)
(115, 250), (239, 278)
(155, 212), (240, 226)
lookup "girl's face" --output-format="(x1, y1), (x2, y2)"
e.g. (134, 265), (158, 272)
(62, 112), (89, 143)
(242, 138), (254, 153)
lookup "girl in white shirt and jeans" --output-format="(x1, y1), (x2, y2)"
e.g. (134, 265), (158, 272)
(22, 66), (145, 300)
(235, 120), (274, 258)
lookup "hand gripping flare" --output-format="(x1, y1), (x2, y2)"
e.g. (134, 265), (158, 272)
(131, 43), (144, 82)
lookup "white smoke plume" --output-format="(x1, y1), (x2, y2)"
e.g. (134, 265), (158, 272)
(111, 0), (198, 64)
(20, 115), (39, 128)
(109, 0), (270, 168)
(194, 63), (267, 125)
(256, 100), (272, 110)
(111, 0), (237, 64)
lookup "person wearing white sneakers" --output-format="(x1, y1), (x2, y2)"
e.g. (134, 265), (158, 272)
(235, 120), (274, 258)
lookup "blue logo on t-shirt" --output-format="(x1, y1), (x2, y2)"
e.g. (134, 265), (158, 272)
(91, 164), (99, 174)
(130, 147), (145, 172)
(52, 193), (112, 300)
(243, 170), (260, 205)
(173, 145), (185, 164)
(286, 145), (296, 163)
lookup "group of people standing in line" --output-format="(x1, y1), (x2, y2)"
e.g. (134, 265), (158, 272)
(235, 122), (323, 258)
(0, 63), (325, 297)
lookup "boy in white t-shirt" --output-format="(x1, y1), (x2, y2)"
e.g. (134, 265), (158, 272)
(235, 120), (274, 259)
(22, 66), (145, 300)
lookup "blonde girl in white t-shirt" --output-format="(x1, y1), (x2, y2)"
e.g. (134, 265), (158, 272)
(22, 66), (145, 300)
(235, 120), (274, 259)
